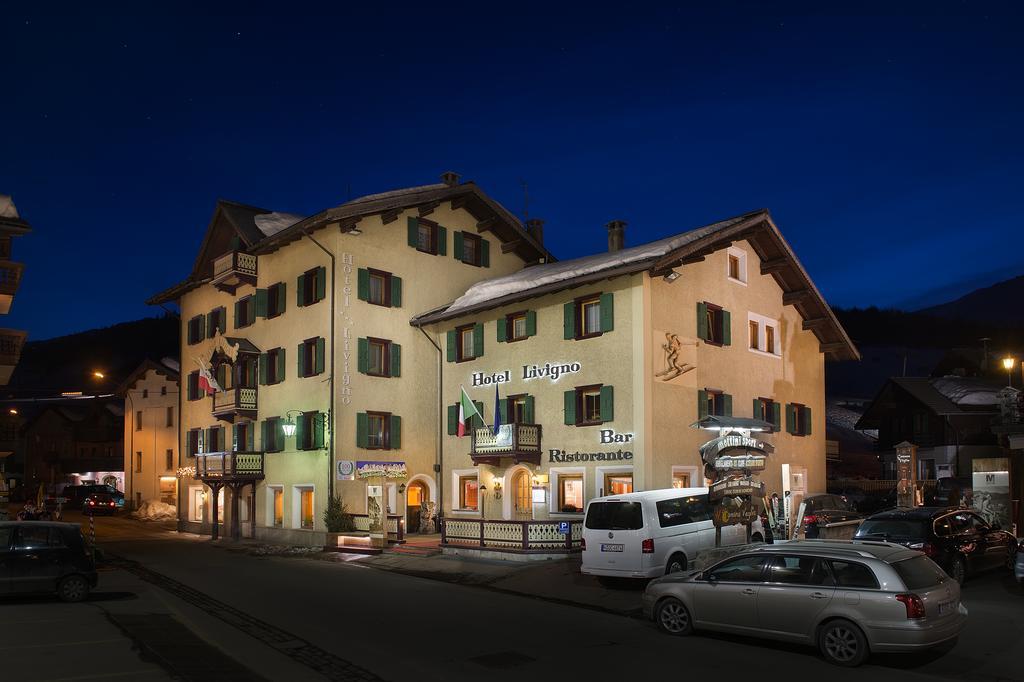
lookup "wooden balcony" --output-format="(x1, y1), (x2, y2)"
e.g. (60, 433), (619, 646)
(0, 329), (27, 386)
(194, 451), (265, 482)
(0, 261), (24, 315)
(211, 251), (257, 294)
(470, 423), (542, 466)
(212, 387), (258, 423)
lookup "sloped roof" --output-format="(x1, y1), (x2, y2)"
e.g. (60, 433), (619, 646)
(856, 376), (1002, 430)
(0, 194), (32, 235)
(116, 358), (180, 395)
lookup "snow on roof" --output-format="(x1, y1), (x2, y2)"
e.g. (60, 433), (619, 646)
(442, 214), (752, 316)
(0, 195), (18, 219)
(254, 211), (306, 237)
(931, 376), (1002, 406)
(160, 357), (180, 373)
(341, 183), (447, 206)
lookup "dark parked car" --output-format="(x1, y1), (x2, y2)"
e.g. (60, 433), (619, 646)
(62, 485), (124, 509)
(853, 506), (1016, 585)
(800, 494), (865, 538)
(82, 494), (118, 516)
(924, 478), (972, 507)
(0, 522), (98, 601)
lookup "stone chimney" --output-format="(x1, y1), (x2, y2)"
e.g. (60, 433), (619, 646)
(606, 220), (626, 253)
(526, 218), (544, 245)
(440, 171), (461, 187)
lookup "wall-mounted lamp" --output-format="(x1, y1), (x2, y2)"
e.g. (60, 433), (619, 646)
(398, 483), (406, 494)
(492, 481), (502, 500)
(281, 409), (329, 438)
(663, 271), (681, 283)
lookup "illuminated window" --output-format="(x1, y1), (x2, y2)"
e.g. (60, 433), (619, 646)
(368, 270), (388, 306)
(672, 470), (691, 489)
(456, 324), (478, 361)
(159, 477), (176, 505)
(581, 297), (601, 336)
(299, 488), (314, 530)
(559, 475), (584, 513)
(459, 475), (479, 510)
(366, 413), (388, 449)
(605, 473), (633, 496)
(272, 488), (283, 527)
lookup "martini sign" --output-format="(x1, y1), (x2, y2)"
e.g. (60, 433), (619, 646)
(699, 431), (774, 525)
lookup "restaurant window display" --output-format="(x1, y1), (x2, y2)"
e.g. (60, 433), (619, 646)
(559, 474), (584, 513)
(299, 488), (314, 529)
(604, 472), (633, 495)
(672, 470), (692, 489)
(459, 475), (479, 511)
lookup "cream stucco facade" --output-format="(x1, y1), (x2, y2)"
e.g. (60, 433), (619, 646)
(121, 362), (180, 509)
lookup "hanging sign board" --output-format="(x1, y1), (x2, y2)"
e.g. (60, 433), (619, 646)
(356, 461), (408, 479)
(713, 454), (767, 471)
(709, 477), (766, 502)
(336, 460), (355, 481)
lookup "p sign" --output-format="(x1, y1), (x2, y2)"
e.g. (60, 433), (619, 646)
(557, 521), (571, 535)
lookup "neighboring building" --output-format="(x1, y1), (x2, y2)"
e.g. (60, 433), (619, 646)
(150, 175), (857, 545)
(856, 376), (1003, 479)
(0, 194), (31, 386)
(118, 358), (180, 509)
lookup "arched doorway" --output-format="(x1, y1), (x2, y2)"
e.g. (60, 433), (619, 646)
(512, 469), (532, 520)
(406, 480), (428, 533)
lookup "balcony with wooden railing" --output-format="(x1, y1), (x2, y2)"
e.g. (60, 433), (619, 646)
(211, 251), (257, 294)
(212, 386), (258, 422)
(470, 423), (543, 466)
(0, 261), (24, 315)
(0, 329), (27, 385)
(194, 451), (265, 482)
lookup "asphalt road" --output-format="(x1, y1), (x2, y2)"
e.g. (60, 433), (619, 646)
(7, 513), (1024, 681)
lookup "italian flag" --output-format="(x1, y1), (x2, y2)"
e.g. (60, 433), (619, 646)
(196, 358), (222, 396)
(457, 386), (483, 437)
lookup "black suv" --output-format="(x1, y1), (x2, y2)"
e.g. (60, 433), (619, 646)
(0, 522), (98, 601)
(800, 493), (864, 539)
(61, 484), (124, 509)
(853, 506), (1016, 584)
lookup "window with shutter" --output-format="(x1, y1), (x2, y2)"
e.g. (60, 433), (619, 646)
(447, 404), (458, 435)
(455, 324), (478, 362)
(457, 232), (486, 266)
(569, 294), (607, 340)
(389, 342), (401, 378)
(187, 371), (200, 401)
(699, 302), (730, 346)
(504, 311), (531, 342)
(356, 413), (369, 448)
(472, 322), (484, 358)
(410, 216), (440, 255)
(364, 412), (390, 449)
(298, 338), (322, 378)
(266, 282), (286, 318)
(187, 315), (204, 345)
(788, 403), (812, 436)
(363, 337), (389, 377)
(255, 289), (268, 318)
(570, 384), (609, 426)
(702, 389), (726, 417)
(446, 330), (457, 363)
(390, 415), (401, 449)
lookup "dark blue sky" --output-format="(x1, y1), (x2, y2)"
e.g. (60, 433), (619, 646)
(3, 1), (1022, 340)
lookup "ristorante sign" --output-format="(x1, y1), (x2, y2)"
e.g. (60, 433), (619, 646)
(549, 448), (633, 463)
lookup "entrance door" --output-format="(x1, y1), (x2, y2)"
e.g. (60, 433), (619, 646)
(513, 470), (532, 520)
(406, 481), (426, 533)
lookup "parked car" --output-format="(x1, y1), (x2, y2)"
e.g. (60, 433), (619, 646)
(0, 521), (98, 601)
(924, 477), (972, 507)
(581, 488), (764, 580)
(62, 485), (124, 509)
(643, 540), (966, 667)
(853, 507), (1015, 585)
(799, 493), (865, 539)
(82, 494), (119, 516)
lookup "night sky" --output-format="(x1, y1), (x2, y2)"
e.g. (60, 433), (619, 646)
(3, 1), (1022, 341)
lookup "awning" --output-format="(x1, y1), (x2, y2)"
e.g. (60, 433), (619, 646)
(690, 415), (774, 432)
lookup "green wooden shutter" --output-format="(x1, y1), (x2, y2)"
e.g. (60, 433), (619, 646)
(698, 390), (709, 418)
(390, 415), (402, 449)
(296, 273), (306, 307)
(481, 239), (490, 267)
(232, 424), (240, 452)
(261, 421), (269, 451)
(315, 337), (325, 374)
(259, 353), (268, 385)
(391, 275), (402, 308)
(473, 402), (484, 429)
(473, 323), (484, 358)
(697, 302), (708, 340)
(197, 428), (204, 454)
(723, 393), (733, 417)
(297, 343), (306, 377)
(446, 330), (456, 362)
(497, 318), (507, 343)
(389, 343), (401, 378)
(599, 292), (614, 332)
(255, 289), (267, 317)
(206, 311), (215, 337)
(247, 424), (255, 451)
(772, 402), (782, 432)
(357, 268), (369, 301)
(803, 407), (813, 436)
(313, 413), (325, 448)
(278, 282), (286, 314)
(786, 404), (796, 434)
(447, 404), (458, 435)
(453, 231), (464, 261)
(407, 216), (419, 247)
(564, 390), (576, 425)
(356, 413), (369, 448)
(563, 302), (575, 339)
(277, 347), (285, 382)
(525, 310), (537, 337)
(196, 315), (206, 341)
(315, 267), (326, 303)
(753, 398), (761, 421)
(499, 398), (508, 423)
(600, 385), (614, 422)
(357, 338), (369, 374)
(721, 310), (732, 346)
(438, 226), (447, 255)
(234, 300), (242, 328)
(524, 395), (535, 424)
(296, 414), (307, 450)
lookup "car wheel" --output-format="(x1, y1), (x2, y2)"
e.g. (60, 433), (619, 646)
(655, 597), (693, 636)
(58, 575), (89, 603)
(948, 555), (966, 585)
(665, 553), (688, 575)
(818, 619), (869, 667)
(1005, 546), (1017, 571)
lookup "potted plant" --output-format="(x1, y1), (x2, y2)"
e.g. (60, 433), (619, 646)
(324, 495), (356, 547)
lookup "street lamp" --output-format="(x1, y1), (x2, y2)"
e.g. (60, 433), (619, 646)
(92, 371), (105, 380)
(1004, 357), (1016, 388)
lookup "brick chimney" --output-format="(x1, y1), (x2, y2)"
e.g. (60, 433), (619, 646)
(526, 218), (544, 245)
(440, 171), (461, 187)
(606, 220), (626, 253)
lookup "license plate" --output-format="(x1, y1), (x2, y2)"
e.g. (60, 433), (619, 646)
(938, 600), (957, 616)
(601, 543), (624, 552)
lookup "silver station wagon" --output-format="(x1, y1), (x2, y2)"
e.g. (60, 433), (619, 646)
(642, 540), (967, 667)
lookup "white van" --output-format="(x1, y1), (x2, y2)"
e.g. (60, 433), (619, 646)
(581, 488), (765, 579)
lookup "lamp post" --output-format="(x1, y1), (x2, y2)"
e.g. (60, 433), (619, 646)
(1003, 357), (1016, 388)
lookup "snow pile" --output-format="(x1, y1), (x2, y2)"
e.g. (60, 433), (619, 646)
(131, 500), (177, 521)
(932, 377), (1002, 407)
(442, 214), (753, 315)
(0, 195), (18, 219)
(254, 211), (305, 237)
(246, 544), (324, 558)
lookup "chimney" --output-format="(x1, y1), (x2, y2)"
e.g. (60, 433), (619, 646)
(526, 218), (544, 245)
(606, 220), (626, 253)
(440, 171), (461, 187)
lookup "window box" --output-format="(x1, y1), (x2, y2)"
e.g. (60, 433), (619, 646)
(747, 312), (781, 357)
(727, 246), (747, 284)
(558, 474), (584, 513)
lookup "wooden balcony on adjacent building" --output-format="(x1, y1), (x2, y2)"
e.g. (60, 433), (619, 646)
(0, 261), (25, 315)
(194, 451), (265, 482)
(470, 423), (543, 466)
(0, 329), (27, 386)
(211, 251), (257, 294)
(212, 386), (258, 423)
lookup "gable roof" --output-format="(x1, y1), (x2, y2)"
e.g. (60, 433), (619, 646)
(116, 358), (180, 395)
(147, 178), (553, 306)
(412, 209), (858, 361)
(855, 376), (1002, 429)
(0, 194), (32, 235)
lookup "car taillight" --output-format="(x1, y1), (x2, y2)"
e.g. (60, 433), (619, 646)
(109, 502), (115, 507)
(895, 593), (926, 619)
(581, 537), (586, 551)
(642, 538), (654, 554)
(803, 514), (818, 525)
(88, 501), (95, 506)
